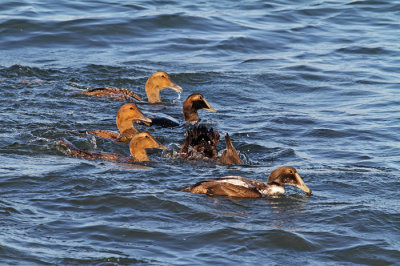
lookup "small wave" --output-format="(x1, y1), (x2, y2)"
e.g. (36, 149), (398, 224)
(303, 128), (353, 138)
(336, 46), (393, 55)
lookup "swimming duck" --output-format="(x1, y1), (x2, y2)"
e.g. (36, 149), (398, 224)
(179, 126), (242, 165)
(58, 132), (167, 162)
(184, 166), (312, 198)
(81, 71), (183, 103)
(183, 93), (216, 124)
(142, 93), (217, 128)
(80, 87), (143, 102)
(128, 132), (167, 161)
(84, 103), (152, 142)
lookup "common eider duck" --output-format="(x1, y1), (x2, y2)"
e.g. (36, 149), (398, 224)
(142, 93), (217, 128)
(84, 103), (152, 142)
(184, 166), (312, 198)
(183, 93), (216, 124)
(81, 71), (183, 103)
(58, 132), (167, 162)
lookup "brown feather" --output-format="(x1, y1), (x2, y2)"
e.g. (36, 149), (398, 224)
(81, 87), (142, 101)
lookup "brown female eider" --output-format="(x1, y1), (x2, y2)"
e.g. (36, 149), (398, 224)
(58, 132), (167, 162)
(85, 103), (152, 142)
(184, 166), (312, 198)
(81, 71), (183, 103)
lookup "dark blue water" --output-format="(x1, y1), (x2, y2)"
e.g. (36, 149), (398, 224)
(1, 0), (400, 264)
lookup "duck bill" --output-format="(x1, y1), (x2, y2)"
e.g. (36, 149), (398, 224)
(201, 98), (217, 113)
(294, 173), (312, 195)
(168, 83), (183, 93)
(158, 143), (168, 150)
(136, 113), (152, 126)
(138, 116), (152, 124)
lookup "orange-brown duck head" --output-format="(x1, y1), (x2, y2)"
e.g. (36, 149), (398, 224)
(267, 166), (312, 195)
(116, 103), (152, 135)
(129, 132), (167, 162)
(183, 93), (216, 124)
(145, 71), (183, 103)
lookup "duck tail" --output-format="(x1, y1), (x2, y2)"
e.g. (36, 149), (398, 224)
(219, 133), (242, 165)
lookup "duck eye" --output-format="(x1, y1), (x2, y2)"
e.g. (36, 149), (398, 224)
(145, 135), (148, 138)
(289, 170), (293, 174)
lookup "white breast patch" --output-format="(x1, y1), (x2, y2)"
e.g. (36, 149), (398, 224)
(260, 185), (285, 196)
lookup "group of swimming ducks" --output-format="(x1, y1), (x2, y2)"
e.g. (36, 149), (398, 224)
(59, 71), (312, 198)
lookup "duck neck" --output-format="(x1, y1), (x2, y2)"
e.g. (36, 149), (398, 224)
(145, 79), (161, 103)
(117, 118), (136, 136)
(130, 143), (149, 162)
(120, 128), (138, 141)
(183, 105), (199, 123)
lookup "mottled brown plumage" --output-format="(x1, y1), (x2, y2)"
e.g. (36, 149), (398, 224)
(81, 71), (182, 103)
(81, 87), (142, 102)
(58, 132), (167, 162)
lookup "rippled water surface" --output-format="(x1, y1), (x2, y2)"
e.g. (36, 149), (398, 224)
(1, 0), (400, 264)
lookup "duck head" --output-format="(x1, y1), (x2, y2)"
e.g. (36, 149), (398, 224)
(183, 93), (216, 124)
(116, 103), (152, 134)
(267, 166), (312, 195)
(145, 71), (183, 103)
(129, 132), (167, 161)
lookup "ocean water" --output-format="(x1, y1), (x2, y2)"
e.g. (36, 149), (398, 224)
(1, 0), (400, 264)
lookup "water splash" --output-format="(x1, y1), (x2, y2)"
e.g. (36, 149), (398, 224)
(172, 91), (182, 104)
